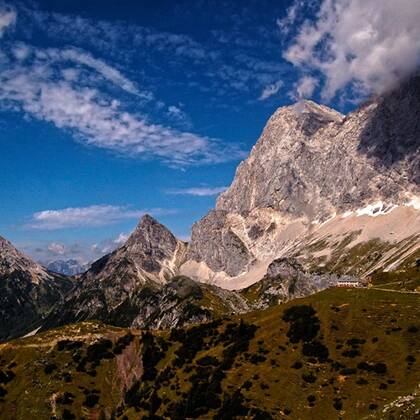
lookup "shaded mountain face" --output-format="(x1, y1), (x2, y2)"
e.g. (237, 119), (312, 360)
(41, 213), (340, 331)
(41, 215), (200, 331)
(0, 236), (73, 342)
(182, 76), (420, 288)
(3, 215), (337, 340)
(46, 259), (88, 276)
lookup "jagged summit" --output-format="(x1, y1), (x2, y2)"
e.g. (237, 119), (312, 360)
(133, 213), (160, 232)
(120, 214), (180, 274)
(216, 77), (419, 217)
(281, 99), (343, 122)
(41, 215), (189, 331)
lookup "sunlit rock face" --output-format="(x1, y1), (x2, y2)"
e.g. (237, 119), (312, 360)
(182, 76), (420, 288)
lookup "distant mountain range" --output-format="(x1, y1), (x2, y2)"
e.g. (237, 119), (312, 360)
(46, 259), (88, 276)
(0, 76), (418, 343)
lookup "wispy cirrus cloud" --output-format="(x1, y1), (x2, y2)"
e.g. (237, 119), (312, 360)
(166, 186), (227, 196)
(44, 48), (146, 97)
(0, 42), (245, 165)
(28, 9), (208, 62)
(21, 6), (288, 101)
(26, 205), (174, 230)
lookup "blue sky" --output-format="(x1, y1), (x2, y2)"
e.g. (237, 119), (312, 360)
(1, 0), (419, 263)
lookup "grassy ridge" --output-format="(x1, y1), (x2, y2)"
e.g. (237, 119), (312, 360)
(0, 288), (418, 419)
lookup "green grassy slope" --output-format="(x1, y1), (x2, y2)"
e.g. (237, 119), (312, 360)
(0, 288), (419, 419)
(370, 264), (420, 291)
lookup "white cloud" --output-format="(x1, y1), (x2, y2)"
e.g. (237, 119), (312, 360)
(12, 43), (29, 60)
(259, 80), (284, 100)
(22, 237), (122, 265)
(47, 242), (66, 255)
(294, 75), (318, 99)
(44, 48), (145, 96)
(0, 4), (16, 38)
(166, 186), (228, 196)
(30, 10), (208, 61)
(284, 0), (420, 100)
(28, 205), (151, 230)
(114, 232), (129, 245)
(26, 9), (288, 98)
(277, 1), (304, 34)
(0, 45), (245, 165)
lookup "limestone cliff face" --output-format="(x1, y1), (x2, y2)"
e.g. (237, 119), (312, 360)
(182, 76), (420, 288)
(0, 236), (73, 341)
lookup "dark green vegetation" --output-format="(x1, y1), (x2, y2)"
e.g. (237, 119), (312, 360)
(0, 288), (418, 419)
(0, 271), (73, 342)
(370, 263), (420, 292)
(40, 275), (247, 334)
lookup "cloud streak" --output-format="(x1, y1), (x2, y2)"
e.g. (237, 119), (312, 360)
(45, 48), (145, 97)
(166, 186), (228, 196)
(0, 43), (245, 165)
(283, 0), (420, 100)
(27, 205), (173, 230)
(166, 187), (228, 197)
(24, 7), (288, 101)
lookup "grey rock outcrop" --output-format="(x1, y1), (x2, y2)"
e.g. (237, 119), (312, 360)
(217, 78), (419, 217)
(187, 210), (254, 277)
(182, 76), (420, 287)
(242, 258), (351, 310)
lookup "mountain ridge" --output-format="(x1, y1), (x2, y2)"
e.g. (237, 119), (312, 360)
(181, 76), (420, 288)
(0, 235), (74, 341)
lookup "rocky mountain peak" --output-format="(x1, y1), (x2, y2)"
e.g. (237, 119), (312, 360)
(183, 76), (420, 287)
(46, 259), (87, 276)
(127, 214), (173, 242)
(0, 235), (47, 280)
(0, 235), (15, 255)
(216, 77), (419, 218)
(285, 100), (343, 123)
(80, 215), (186, 288)
(123, 214), (179, 274)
